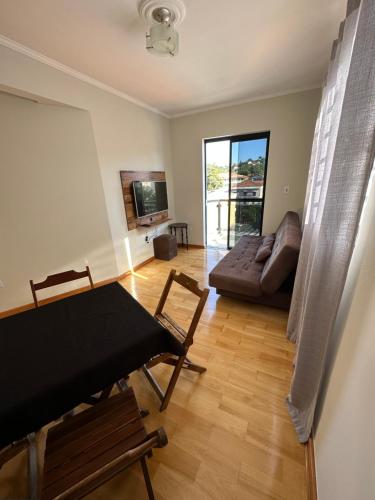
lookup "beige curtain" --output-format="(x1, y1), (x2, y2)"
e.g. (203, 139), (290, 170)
(286, 0), (375, 443)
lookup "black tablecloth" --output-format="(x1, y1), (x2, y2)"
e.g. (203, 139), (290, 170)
(0, 282), (184, 448)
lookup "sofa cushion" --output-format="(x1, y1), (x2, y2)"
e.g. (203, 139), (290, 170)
(262, 233), (276, 246)
(254, 245), (272, 263)
(260, 211), (302, 294)
(209, 235), (264, 297)
(254, 233), (276, 262)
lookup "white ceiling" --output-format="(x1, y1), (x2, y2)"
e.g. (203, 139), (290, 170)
(0, 0), (346, 117)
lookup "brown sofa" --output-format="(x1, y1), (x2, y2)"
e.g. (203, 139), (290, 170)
(209, 211), (302, 310)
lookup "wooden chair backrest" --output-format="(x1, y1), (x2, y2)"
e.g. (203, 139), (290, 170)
(41, 427), (167, 499)
(30, 266), (94, 307)
(155, 269), (209, 349)
(27, 390), (167, 499)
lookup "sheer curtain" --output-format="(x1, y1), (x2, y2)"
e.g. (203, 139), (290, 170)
(286, 0), (375, 443)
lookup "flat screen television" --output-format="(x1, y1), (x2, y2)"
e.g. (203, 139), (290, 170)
(133, 180), (168, 218)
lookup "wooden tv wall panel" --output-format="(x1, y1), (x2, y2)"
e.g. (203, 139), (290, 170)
(120, 170), (169, 230)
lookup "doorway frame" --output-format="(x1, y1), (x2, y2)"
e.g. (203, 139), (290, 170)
(204, 131), (271, 249)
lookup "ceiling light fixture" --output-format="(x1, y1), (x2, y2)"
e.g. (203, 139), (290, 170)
(147, 7), (178, 56)
(138, 0), (186, 57)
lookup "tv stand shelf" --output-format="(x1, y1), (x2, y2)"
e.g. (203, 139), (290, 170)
(137, 218), (172, 228)
(120, 170), (169, 231)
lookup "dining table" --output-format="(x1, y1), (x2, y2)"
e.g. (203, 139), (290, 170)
(0, 281), (185, 450)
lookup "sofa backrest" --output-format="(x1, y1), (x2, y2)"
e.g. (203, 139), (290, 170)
(260, 211), (302, 294)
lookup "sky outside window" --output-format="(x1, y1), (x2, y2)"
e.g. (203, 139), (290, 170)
(231, 139), (267, 164)
(206, 138), (267, 167)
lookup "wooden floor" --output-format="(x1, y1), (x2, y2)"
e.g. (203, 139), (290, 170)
(0, 248), (307, 500)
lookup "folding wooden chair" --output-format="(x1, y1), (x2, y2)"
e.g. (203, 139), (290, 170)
(142, 270), (209, 411)
(24, 388), (166, 500)
(30, 266), (94, 308)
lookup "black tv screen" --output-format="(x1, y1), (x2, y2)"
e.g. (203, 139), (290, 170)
(133, 180), (168, 218)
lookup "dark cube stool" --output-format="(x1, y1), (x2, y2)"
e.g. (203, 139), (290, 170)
(153, 234), (177, 261)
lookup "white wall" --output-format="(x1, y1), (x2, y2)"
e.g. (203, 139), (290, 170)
(0, 91), (117, 310)
(170, 90), (320, 244)
(0, 44), (175, 281)
(314, 174), (375, 500)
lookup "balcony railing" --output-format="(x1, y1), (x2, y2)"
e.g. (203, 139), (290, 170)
(206, 198), (262, 248)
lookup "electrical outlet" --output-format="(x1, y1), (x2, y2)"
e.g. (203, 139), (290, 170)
(84, 258), (89, 265)
(145, 235), (150, 244)
(283, 185), (290, 194)
(0, 280), (4, 288)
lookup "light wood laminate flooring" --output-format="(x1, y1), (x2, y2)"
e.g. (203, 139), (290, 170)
(0, 248), (307, 500)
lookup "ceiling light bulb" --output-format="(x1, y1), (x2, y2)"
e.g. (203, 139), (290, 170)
(152, 7), (172, 24)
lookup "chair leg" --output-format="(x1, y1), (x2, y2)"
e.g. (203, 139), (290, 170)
(140, 456), (155, 500)
(184, 357), (207, 374)
(116, 377), (129, 392)
(160, 356), (186, 411)
(162, 356), (207, 374)
(84, 384), (114, 405)
(140, 408), (150, 418)
(27, 434), (38, 500)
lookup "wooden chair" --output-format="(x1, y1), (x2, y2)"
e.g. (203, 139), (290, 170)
(29, 267), (118, 408)
(142, 270), (209, 411)
(30, 266), (94, 308)
(25, 388), (167, 500)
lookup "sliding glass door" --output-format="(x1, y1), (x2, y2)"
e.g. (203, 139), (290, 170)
(228, 132), (270, 247)
(205, 132), (270, 249)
